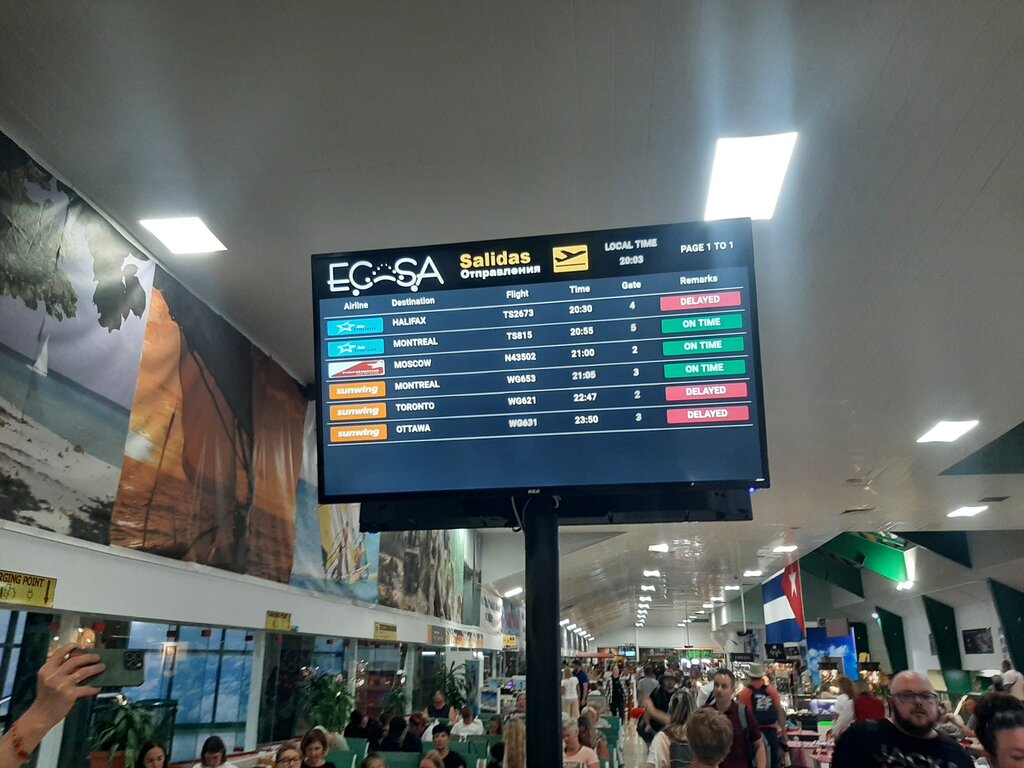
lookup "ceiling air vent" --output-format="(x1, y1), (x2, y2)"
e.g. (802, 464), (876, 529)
(841, 506), (876, 515)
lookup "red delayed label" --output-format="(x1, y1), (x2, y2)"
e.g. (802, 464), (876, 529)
(667, 405), (750, 425)
(665, 382), (749, 402)
(660, 291), (742, 312)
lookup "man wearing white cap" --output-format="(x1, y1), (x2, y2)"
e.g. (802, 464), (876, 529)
(737, 664), (787, 768)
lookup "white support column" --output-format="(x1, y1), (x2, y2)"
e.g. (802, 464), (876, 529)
(346, 638), (358, 695)
(244, 631), (266, 750)
(403, 643), (417, 714)
(36, 611), (82, 768)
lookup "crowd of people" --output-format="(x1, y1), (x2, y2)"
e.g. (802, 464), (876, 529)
(6, 646), (1024, 768)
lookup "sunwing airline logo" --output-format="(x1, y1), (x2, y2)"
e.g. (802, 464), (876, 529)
(328, 360), (386, 379)
(553, 245), (589, 273)
(326, 256), (444, 296)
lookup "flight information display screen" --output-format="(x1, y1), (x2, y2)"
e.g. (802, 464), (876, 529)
(312, 219), (768, 502)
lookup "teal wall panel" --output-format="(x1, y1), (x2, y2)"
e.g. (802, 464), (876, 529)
(875, 606), (909, 674)
(990, 579), (1024, 669)
(921, 595), (962, 671)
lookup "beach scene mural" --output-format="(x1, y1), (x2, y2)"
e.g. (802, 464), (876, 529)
(0, 132), (154, 541)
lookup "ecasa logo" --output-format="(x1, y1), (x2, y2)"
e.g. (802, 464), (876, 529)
(327, 256), (444, 296)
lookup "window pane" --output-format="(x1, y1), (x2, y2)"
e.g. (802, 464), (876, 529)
(223, 629), (250, 652)
(129, 622), (171, 649)
(123, 650), (168, 703)
(0, 610), (11, 642)
(178, 625), (216, 651)
(214, 655), (251, 723)
(172, 652), (220, 723)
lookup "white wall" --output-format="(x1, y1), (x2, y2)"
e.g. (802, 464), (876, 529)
(0, 521), (502, 649)
(594, 623), (717, 651)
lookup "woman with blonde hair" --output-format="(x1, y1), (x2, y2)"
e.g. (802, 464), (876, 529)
(831, 675), (856, 739)
(577, 715), (610, 763)
(646, 689), (697, 768)
(503, 717), (526, 768)
(418, 752), (444, 768)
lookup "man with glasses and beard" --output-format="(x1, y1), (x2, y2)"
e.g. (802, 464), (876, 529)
(832, 670), (973, 767)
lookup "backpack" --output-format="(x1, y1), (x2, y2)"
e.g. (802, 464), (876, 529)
(668, 738), (692, 767)
(747, 683), (779, 727)
(737, 704), (769, 768)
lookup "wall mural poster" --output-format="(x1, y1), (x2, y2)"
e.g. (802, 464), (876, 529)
(109, 268), (306, 582)
(290, 404), (380, 602)
(378, 528), (466, 621)
(806, 626), (858, 687)
(0, 132), (154, 541)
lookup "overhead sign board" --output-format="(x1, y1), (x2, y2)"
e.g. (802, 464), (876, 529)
(312, 219), (768, 505)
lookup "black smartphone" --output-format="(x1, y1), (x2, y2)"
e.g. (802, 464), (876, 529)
(72, 649), (146, 688)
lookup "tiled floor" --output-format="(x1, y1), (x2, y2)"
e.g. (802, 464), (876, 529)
(621, 719), (648, 768)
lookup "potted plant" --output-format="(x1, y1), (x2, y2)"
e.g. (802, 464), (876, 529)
(90, 698), (155, 768)
(432, 662), (469, 715)
(301, 673), (356, 733)
(380, 685), (409, 718)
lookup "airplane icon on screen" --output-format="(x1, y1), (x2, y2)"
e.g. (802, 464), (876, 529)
(553, 244), (589, 273)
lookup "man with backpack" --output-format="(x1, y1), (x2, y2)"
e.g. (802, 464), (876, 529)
(737, 665), (787, 768)
(705, 668), (766, 768)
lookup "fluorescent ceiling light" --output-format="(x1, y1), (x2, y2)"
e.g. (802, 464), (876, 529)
(641, 585), (656, 592)
(896, 581), (914, 591)
(773, 545), (798, 553)
(677, 622), (687, 626)
(139, 216), (227, 254)
(649, 543), (670, 553)
(421, 651), (436, 656)
(560, 619), (570, 626)
(947, 505), (988, 518)
(503, 586), (523, 598)
(696, 610), (706, 615)
(639, 596), (652, 602)
(711, 596), (725, 602)
(702, 603), (714, 609)
(643, 570), (661, 578)
(916, 420), (979, 443)
(871, 612), (880, 620)
(743, 570), (763, 578)
(724, 585), (741, 591)
(635, 622), (644, 627)
(566, 624), (577, 630)
(704, 132), (798, 221)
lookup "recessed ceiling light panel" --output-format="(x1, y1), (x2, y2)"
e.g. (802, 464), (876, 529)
(947, 505), (988, 518)
(649, 543), (670, 553)
(139, 217), (227, 254)
(773, 545), (798, 553)
(916, 420), (979, 443)
(704, 132), (798, 221)
(643, 570), (662, 578)
(503, 586), (523, 598)
(743, 569), (763, 578)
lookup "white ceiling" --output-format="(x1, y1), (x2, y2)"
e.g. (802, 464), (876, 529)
(3, 1), (1024, 634)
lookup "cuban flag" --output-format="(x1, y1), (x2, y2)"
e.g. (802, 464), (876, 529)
(762, 562), (806, 644)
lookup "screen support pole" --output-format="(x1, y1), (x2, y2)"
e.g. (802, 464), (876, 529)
(523, 495), (561, 765)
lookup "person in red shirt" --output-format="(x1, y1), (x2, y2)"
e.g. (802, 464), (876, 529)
(852, 679), (887, 721)
(737, 665), (787, 768)
(705, 668), (766, 768)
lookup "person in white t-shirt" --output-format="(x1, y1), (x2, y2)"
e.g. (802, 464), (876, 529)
(562, 667), (581, 719)
(1000, 660), (1024, 701)
(451, 707), (484, 736)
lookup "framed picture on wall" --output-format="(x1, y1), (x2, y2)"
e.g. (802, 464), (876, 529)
(963, 627), (995, 655)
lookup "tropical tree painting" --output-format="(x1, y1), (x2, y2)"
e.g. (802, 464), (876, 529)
(0, 131), (154, 541)
(110, 268), (306, 583)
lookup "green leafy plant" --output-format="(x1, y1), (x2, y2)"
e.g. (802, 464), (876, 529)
(381, 685), (409, 717)
(301, 673), (356, 733)
(92, 698), (155, 768)
(431, 662), (469, 714)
